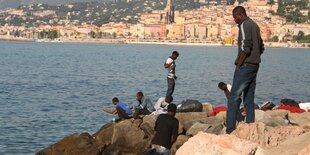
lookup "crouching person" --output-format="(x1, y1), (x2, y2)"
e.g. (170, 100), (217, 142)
(103, 97), (133, 121)
(151, 104), (179, 155)
(152, 96), (173, 115)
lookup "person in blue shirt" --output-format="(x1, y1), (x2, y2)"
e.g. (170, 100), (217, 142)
(103, 97), (133, 120)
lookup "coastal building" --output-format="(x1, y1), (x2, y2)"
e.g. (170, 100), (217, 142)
(144, 24), (166, 39)
(166, 24), (184, 39)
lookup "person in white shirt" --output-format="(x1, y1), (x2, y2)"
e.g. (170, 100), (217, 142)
(152, 96), (173, 115)
(164, 51), (179, 96)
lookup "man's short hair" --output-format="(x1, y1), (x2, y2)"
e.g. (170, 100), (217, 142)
(233, 6), (247, 16)
(218, 82), (226, 89)
(165, 96), (173, 103)
(168, 103), (177, 113)
(137, 91), (144, 97)
(112, 97), (119, 102)
(280, 98), (300, 108)
(172, 51), (179, 57)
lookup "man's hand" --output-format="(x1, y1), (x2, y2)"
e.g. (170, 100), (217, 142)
(174, 76), (177, 80)
(129, 105), (134, 109)
(236, 52), (247, 69)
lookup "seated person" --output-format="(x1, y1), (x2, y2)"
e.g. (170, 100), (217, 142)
(133, 92), (155, 119)
(103, 97), (133, 120)
(152, 96), (173, 115)
(276, 98), (305, 113)
(151, 104), (179, 155)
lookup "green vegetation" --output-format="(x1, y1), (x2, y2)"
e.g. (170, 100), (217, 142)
(293, 31), (310, 43)
(277, 0), (309, 23)
(0, 0), (207, 27)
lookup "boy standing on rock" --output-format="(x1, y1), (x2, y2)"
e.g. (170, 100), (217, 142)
(164, 51), (179, 97)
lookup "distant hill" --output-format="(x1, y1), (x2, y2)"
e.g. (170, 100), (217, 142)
(0, 0), (112, 10)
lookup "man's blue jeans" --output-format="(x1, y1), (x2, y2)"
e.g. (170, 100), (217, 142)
(166, 77), (175, 96)
(226, 64), (259, 134)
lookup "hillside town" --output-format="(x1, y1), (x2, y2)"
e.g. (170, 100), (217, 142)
(0, 0), (309, 47)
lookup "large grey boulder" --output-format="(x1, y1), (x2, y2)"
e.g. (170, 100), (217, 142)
(255, 110), (288, 127)
(287, 112), (310, 126)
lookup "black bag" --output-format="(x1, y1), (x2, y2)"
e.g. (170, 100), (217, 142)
(177, 99), (203, 112)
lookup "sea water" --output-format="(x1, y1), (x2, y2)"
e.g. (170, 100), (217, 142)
(0, 41), (309, 154)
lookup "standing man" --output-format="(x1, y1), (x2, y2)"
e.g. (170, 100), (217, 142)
(151, 104), (179, 155)
(164, 51), (179, 97)
(226, 6), (264, 134)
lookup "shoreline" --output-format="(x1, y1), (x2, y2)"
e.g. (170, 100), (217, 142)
(0, 37), (309, 49)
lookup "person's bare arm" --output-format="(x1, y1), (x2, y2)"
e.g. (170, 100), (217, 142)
(103, 108), (117, 114)
(164, 62), (173, 68)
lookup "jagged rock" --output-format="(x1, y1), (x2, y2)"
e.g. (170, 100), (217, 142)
(302, 124), (310, 132)
(36, 110), (310, 155)
(232, 122), (268, 146)
(182, 116), (224, 131)
(171, 135), (190, 155)
(288, 112), (310, 126)
(94, 120), (151, 154)
(266, 126), (305, 146)
(36, 133), (100, 155)
(255, 110), (288, 127)
(175, 112), (208, 124)
(215, 111), (226, 123)
(205, 123), (224, 135)
(264, 132), (310, 155)
(186, 122), (211, 136)
(140, 115), (158, 138)
(265, 110), (289, 119)
(299, 144), (310, 155)
(232, 122), (306, 147)
(176, 132), (266, 155)
(202, 102), (213, 115)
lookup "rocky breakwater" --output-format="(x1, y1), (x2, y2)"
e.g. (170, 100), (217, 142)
(176, 109), (310, 155)
(36, 103), (310, 155)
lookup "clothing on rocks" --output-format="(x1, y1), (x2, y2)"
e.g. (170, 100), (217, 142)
(276, 105), (305, 113)
(299, 102), (310, 111)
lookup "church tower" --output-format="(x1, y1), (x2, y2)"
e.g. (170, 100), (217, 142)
(165, 0), (175, 24)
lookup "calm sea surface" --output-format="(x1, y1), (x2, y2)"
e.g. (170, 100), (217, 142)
(0, 41), (309, 154)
